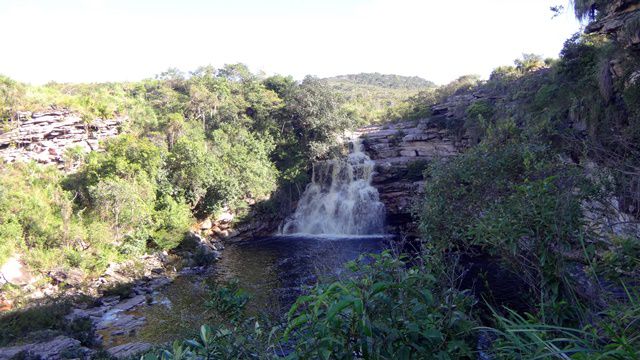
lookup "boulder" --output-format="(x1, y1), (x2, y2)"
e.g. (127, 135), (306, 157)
(216, 209), (235, 223)
(200, 218), (213, 230)
(48, 268), (84, 287)
(0, 256), (32, 286)
(112, 295), (146, 312)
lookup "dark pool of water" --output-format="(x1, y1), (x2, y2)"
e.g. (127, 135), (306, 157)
(130, 235), (390, 344)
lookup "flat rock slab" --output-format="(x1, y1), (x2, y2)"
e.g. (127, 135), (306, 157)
(112, 295), (146, 312)
(107, 342), (153, 359)
(0, 336), (92, 360)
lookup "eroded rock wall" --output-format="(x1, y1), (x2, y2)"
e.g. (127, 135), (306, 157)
(357, 117), (469, 236)
(586, 0), (640, 50)
(0, 110), (122, 169)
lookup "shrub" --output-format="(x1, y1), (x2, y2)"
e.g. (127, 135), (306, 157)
(406, 159), (430, 181)
(89, 177), (155, 246)
(152, 196), (193, 251)
(486, 298), (640, 360)
(205, 280), (250, 323)
(416, 138), (605, 324)
(514, 54), (546, 73)
(0, 221), (21, 266)
(0, 302), (72, 346)
(284, 251), (478, 359)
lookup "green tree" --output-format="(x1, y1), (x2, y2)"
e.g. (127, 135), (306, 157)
(89, 177), (155, 249)
(281, 76), (352, 160)
(0, 75), (25, 123)
(514, 53), (546, 73)
(165, 134), (215, 209)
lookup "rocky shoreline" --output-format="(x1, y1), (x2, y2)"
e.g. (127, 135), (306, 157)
(0, 225), (229, 359)
(0, 200), (286, 360)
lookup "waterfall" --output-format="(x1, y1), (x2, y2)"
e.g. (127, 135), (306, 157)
(281, 136), (386, 236)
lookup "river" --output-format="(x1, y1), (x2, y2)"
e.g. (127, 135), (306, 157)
(102, 234), (390, 347)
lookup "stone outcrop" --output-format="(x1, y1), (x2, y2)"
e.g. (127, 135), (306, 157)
(107, 342), (153, 359)
(0, 109), (122, 169)
(0, 336), (93, 360)
(0, 256), (33, 287)
(357, 117), (469, 235)
(586, 0), (640, 50)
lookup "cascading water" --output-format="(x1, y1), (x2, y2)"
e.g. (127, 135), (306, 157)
(281, 136), (385, 236)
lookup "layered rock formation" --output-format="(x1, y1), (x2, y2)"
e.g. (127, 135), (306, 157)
(0, 110), (122, 169)
(586, 0), (640, 50)
(0, 335), (93, 360)
(357, 116), (469, 235)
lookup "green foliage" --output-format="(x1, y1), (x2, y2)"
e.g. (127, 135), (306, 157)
(405, 29), (640, 356)
(284, 251), (477, 360)
(164, 134), (215, 208)
(464, 100), (494, 141)
(438, 75), (482, 99)
(598, 236), (640, 281)
(147, 322), (280, 360)
(0, 302), (71, 346)
(0, 74), (25, 123)
(416, 137), (605, 324)
(281, 76), (352, 160)
(323, 73), (436, 124)
(85, 135), (163, 184)
(263, 74), (296, 98)
(465, 100), (494, 121)
(0, 301), (97, 349)
(514, 54), (546, 73)
(487, 299), (640, 360)
(326, 73), (435, 90)
(387, 75), (483, 122)
(89, 177), (155, 247)
(151, 251), (477, 360)
(207, 125), (277, 211)
(406, 159), (431, 181)
(0, 220), (20, 266)
(388, 89), (438, 121)
(152, 195), (193, 251)
(205, 280), (250, 323)
(489, 65), (520, 84)
(1, 64), (371, 281)
(0, 163), (74, 253)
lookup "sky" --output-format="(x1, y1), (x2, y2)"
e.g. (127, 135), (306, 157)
(0, 0), (583, 85)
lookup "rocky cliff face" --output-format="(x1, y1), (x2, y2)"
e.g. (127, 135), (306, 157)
(357, 115), (469, 236)
(0, 110), (122, 169)
(586, 0), (640, 50)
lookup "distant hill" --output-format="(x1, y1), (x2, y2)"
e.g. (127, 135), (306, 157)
(324, 73), (436, 90)
(322, 73), (436, 124)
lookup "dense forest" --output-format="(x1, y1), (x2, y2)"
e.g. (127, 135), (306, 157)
(1, 0), (640, 359)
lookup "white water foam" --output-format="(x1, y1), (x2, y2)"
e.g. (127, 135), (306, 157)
(280, 136), (386, 236)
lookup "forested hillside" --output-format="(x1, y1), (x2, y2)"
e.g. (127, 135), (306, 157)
(325, 73), (435, 89)
(0, 0), (639, 358)
(0, 67), (356, 295)
(323, 72), (437, 124)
